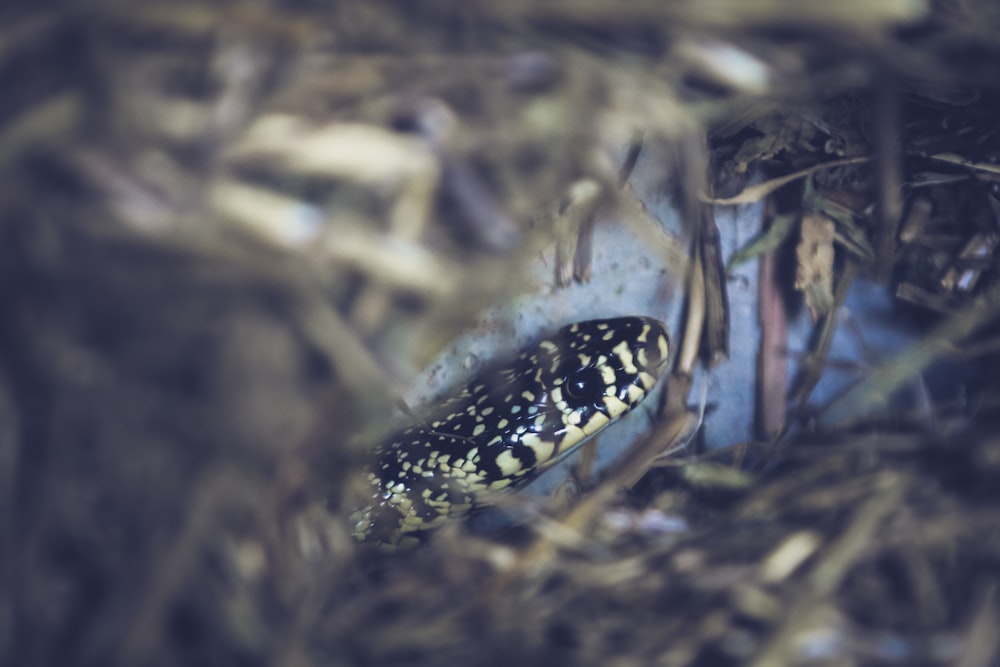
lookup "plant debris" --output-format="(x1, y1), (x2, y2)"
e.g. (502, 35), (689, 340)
(3, 1), (1000, 666)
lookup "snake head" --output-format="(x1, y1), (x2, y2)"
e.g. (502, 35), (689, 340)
(352, 315), (671, 546)
(537, 316), (670, 440)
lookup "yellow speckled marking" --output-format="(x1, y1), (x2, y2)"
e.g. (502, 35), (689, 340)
(557, 423), (586, 450)
(495, 449), (523, 477)
(612, 340), (637, 373)
(522, 432), (554, 462)
(626, 383), (645, 402)
(582, 410), (610, 434)
(602, 394), (629, 417)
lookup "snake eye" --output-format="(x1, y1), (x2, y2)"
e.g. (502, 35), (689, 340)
(562, 367), (607, 404)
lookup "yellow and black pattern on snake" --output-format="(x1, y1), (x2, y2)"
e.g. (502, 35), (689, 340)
(351, 316), (670, 546)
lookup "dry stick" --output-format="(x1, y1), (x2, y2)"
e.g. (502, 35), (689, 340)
(700, 205), (730, 366)
(749, 475), (905, 667)
(921, 152), (1000, 177)
(617, 131), (644, 187)
(756, 248), (788, 440)
(755, 189), (788, 443)
(677, 242), (706, 377)
(820, 276), (1000, 428)
(572, 208), (597, 284)
(554, 179), (602, 287)
(569, 133), (642, 287)
(568, 132), (644, 286)
(873, 81), (903, 284)
(791, 259), (860, 407)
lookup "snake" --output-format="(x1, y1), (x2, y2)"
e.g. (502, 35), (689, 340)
(350, 316), (670, 546)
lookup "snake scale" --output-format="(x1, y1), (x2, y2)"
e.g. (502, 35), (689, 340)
(351, 316), (670, 546)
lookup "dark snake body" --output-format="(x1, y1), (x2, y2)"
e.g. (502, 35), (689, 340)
(351, 316), (670, 546)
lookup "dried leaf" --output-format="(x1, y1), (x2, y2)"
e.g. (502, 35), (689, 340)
(708, 156), (873, 206)
(795, 212), (837, 321)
